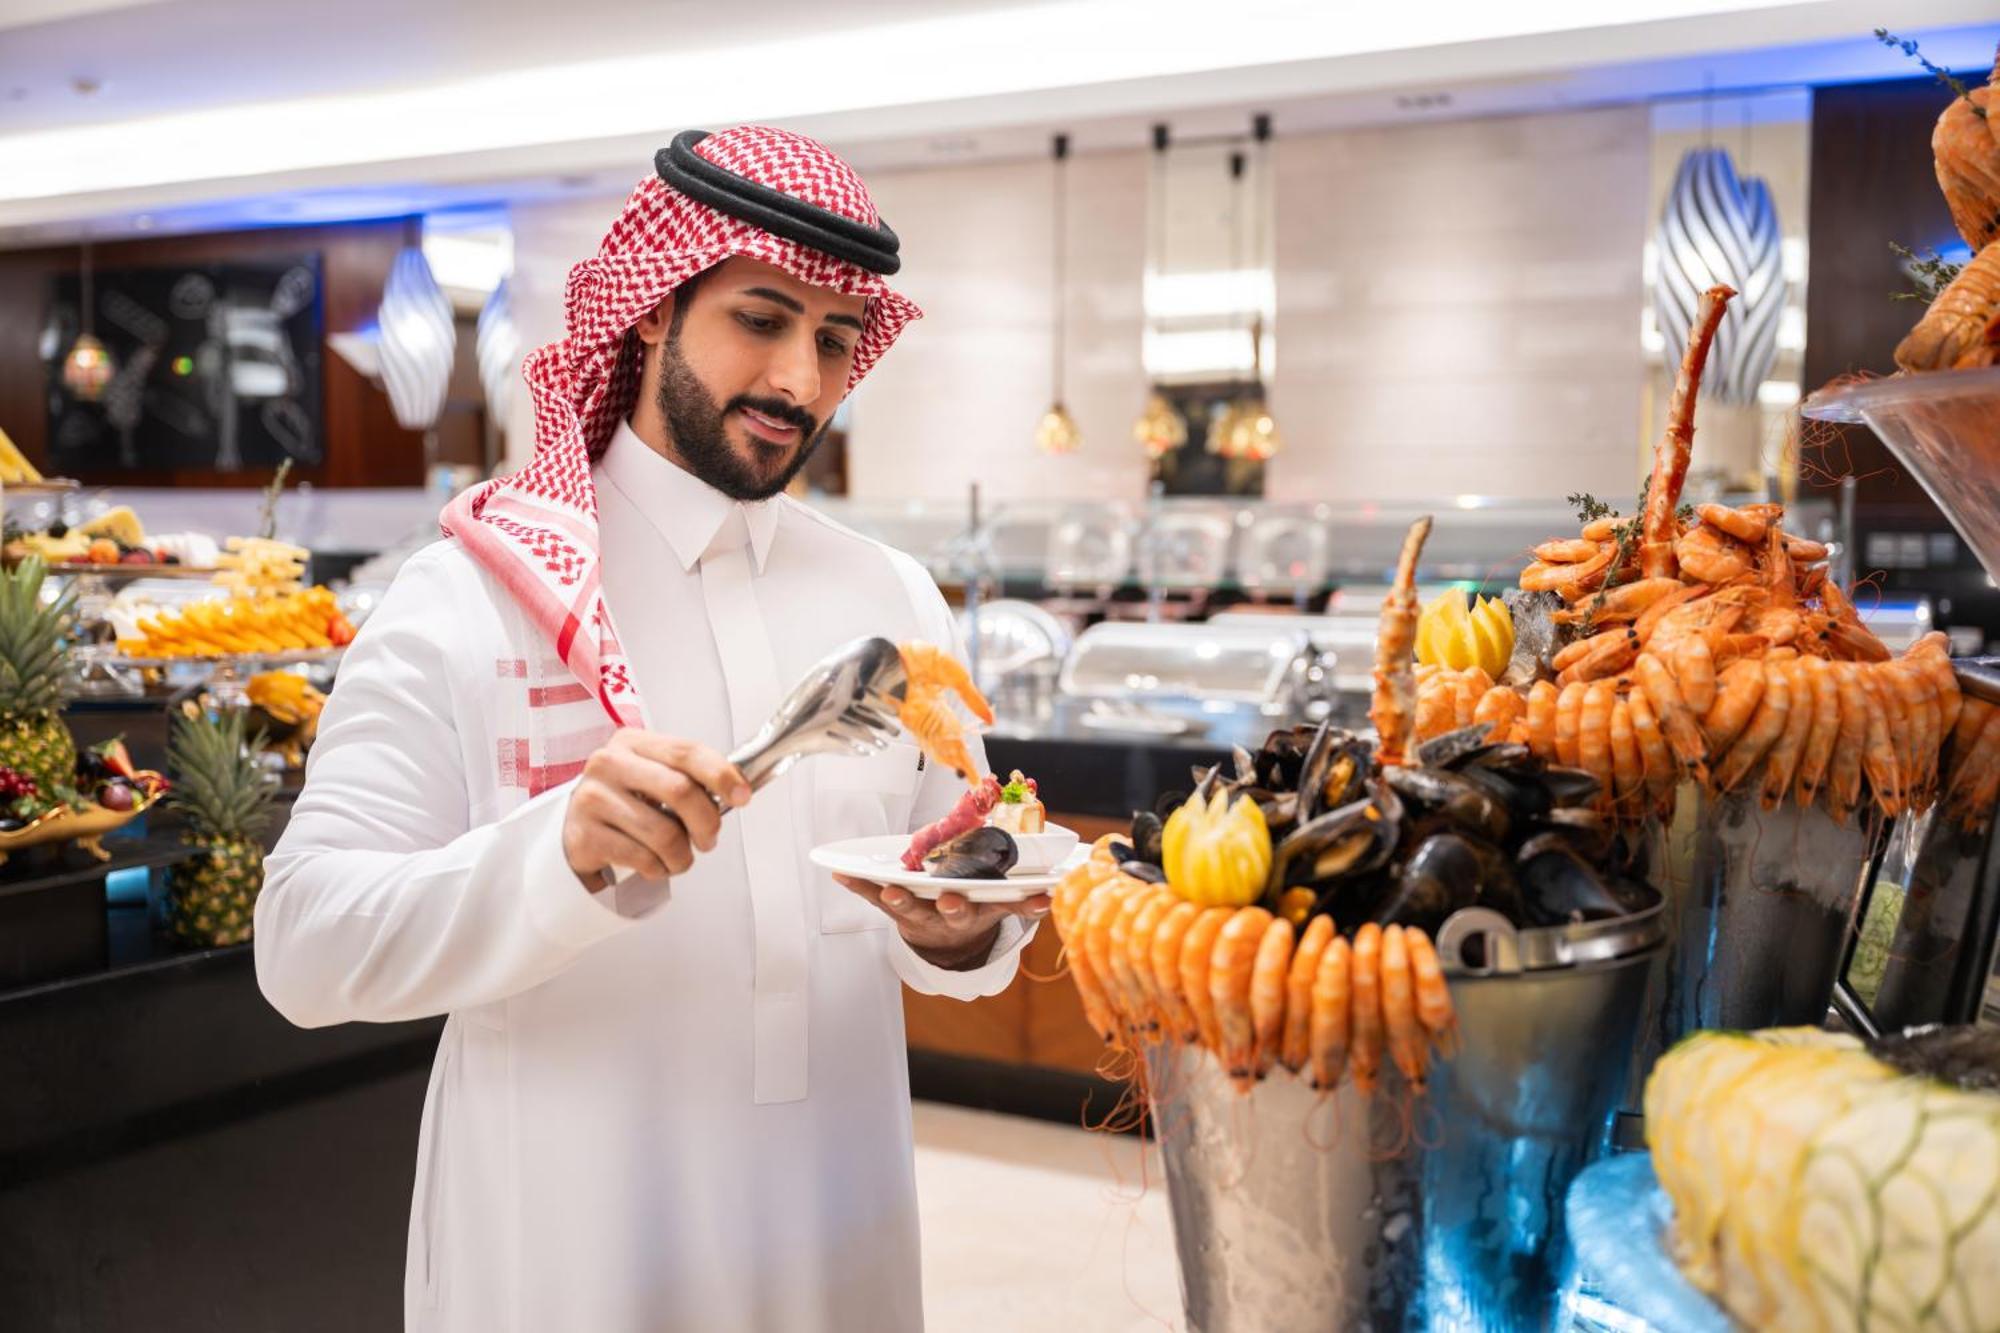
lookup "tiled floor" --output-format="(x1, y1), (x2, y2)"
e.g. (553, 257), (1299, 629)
(913, 1102), (1184, 1331)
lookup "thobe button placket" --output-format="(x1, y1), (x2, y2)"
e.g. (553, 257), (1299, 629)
(698, 510), (811, 1104)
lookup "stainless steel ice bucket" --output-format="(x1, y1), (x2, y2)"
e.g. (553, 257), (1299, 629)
(1629, 786), (1882, 1095)
(1150, 912), (1662, 1332)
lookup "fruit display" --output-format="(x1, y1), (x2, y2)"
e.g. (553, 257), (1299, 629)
(245, 669), (326, 769)
(213, 536), (310, 594)
(165, 709), (277, 947)
(0, 557), (79, 797)
(3, 506), (218, 570)
(114, 587), (357, 659)
(1647, 1025), (2000, 1331)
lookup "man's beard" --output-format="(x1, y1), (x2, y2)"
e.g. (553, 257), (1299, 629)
(656, 338), (827, 502)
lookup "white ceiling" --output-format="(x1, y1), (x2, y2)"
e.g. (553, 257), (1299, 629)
(0, 0), (1993, 247)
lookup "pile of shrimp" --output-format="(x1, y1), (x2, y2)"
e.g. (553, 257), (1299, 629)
(896, 641), (994, 785)
(1412, 281), (1992, 827)
(1050, 837), (1458, 1098)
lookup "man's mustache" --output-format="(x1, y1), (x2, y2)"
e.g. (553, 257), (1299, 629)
(727, 396), (818, 438)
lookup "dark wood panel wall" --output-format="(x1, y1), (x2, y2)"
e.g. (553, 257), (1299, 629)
(1804, 74), (1966, 515)
(0, 218), (428, 489)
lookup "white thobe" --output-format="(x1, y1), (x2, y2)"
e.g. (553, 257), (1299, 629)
(255, 422), (1031, 1332)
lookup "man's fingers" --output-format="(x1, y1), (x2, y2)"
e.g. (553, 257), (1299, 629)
(624, 733), (751, 809)
(598, 786), (694, 875)
(604, 749), (723, 852)
(594, 827), (671, 882)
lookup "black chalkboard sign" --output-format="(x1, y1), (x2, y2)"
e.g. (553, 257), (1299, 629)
(46, 256), (324, 474)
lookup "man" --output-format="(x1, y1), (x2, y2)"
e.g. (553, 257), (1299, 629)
(255, 126), (1047, 1332)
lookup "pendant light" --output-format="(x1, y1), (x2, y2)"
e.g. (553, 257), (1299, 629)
(1034, 132), (1082, 455)
(1133, 123), (1186, 462)
(61, 236), (115, 403)
(1206, 148), (1252, 457)
(1221, 114), (1281, 462)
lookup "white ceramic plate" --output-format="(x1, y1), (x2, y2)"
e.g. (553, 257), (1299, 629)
(809, 830), (1085, 902)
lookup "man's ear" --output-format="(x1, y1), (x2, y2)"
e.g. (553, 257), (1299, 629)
(634, 296), (674, 346)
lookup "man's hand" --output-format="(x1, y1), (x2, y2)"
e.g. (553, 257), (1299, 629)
(833, 876), (1049, 971)
(563, 731), (751, 887)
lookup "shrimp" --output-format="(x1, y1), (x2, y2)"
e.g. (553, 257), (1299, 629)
(1827, 663), (1870, 822)
(1703, 659), (1766, 754)
(1451, 671), (1483, 729)
(1079, 882), (1133, 1036)
(1610, 695), (1644, 810)
(1555, 626), (1640, 686)
(896, 640), (995, 784)
(1178, 908), (1231, 1060)
(1414, 677), (1457, 742)
(1949, 696), (1996, 774)
(1637, 651), (1710, 779)
(1308, 935), (1353, 1091)
(1627, 684), (1677, 807)
(1696, 502), (1777, 543)
(1856, 669), (1903, 815)
(1107, 882), (1163, 1031)
(1149, 901), (1201, 1042)
(1380, 925), (1430, 1092)
(1526, 679), (1560, 761)
(1818, 581), (1893, 663)
(1124, 892), (1174, 1036)
(1793, 656), (1840, 810)
(1632, 582), (1708, 644)
(1520, 545), (1616, 596)
(1888, 660), (1939, 802)
(1715, 659), (1790, 793)
(1554, 577), (1689, 627)
(1473, 685), (1526, 742)
(1677, 524), (1756, 584)
(1945, 707), (2000, 832)
(1533, 537), (1607, 564)
(1054, 864), (1120, 1042)
(1209, 906), (1272, 1082)
(1555, 680), (1587, 768)
(1672, 630), (1720, 717)
(1581, 514), (1625, 542)
(1405, 928), (1458, 1057)
(1249, 916), (1295, 1080)
(1349, 922), (1385, 1095)
(1759, 659), (1815, 810)
(1577, 679), (1617, 797)
(1640, 285), (1735, 577)
(1785, 535), (1830, 564)
(1281, 915), (1335, 1074)
(1371, 516), (1433, 767)
(1909, 633), (1964, 745)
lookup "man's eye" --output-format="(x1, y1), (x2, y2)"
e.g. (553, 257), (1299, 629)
(738, 314), (779, 334)
(819, 336), (852, 358)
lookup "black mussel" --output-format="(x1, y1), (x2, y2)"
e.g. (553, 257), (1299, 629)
(1383, 766), (1510, 844)
(1231, 744), (1257, 785)
(1373, 833), (1483, 934)
(1450, 741), (1533, 772)
(1455, 764), (1550, 825)
(1122, 861), (1168, 886)
(1127, 811), (1165, 865)
(1155, 789), (1189, 821)
(1517, 844), (1646, 926)
(925, 826), (1018, 880)
(1537, 765), (1604, 809)
(1271, 783), (1401, 890)
(1105, 838), (1137, 863)
(1259, 790), (1300, 836)
(1414, 723), (1494, 770)
(1524, 809), (1617, 864)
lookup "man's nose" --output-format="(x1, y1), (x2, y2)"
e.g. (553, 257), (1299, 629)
(765, 330), (821, 408)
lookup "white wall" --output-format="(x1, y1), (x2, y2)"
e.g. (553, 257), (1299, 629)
(1266, 105), (1652, 504)
(848, 149), (1151, 504)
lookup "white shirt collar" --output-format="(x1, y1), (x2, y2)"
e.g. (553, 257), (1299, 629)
(597, 419), (780, 574)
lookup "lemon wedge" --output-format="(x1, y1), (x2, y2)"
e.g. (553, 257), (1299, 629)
(1416, 589), (1515, 678)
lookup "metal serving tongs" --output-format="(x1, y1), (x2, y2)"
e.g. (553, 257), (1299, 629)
(605, 637), (908, 885)
(715, 634), (908, 802)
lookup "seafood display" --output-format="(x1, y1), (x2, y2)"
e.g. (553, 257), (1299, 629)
(1052, 513), (1659, 1098)
(113, 586), (357, 658)
(1891, 38), (2000, 372)
(1412, 282), (1999, 828)
(1647, 1025), (2000, 1331)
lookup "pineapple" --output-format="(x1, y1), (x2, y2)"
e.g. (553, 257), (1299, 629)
(0, 557), (77, 799)
(165, 709), (276, 947)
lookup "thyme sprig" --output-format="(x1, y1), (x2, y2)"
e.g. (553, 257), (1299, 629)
(1876, 29), (1988, 118)
(1889, 242), (1966, 304)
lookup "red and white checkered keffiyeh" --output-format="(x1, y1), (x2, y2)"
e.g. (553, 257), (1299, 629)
(441, 126), (921, 727)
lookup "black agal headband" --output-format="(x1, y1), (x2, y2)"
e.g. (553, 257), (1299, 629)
(655, 130), (902, 276)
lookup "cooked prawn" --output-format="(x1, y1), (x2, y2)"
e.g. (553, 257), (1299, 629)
(1209, 906), (1272, 1081)
(1696, 502), (1776, 543)
(1673, 630), (1720, 718)
(1405, 927), (1458, 1057)
(1715, 659), (1790, 793)
(1533, 537), (1606, 564)
(1123, 892), (1173, 1035)
(1473, 684), (1526, 742)
(1179, 908), (1231, 1059)
(1793, 656), (1840, 809)
(896, 642), (996, 784)
(1380, 925), (1430, 1092)
(1349, 922), (1385, 1095)
(1249, 916), (1295, 1080)
(1308, 935), (1353, 1091)
(1703, 659), (1766, 753)
(1828, 663), (1870, 822)
(1637, 651), (1710, 779)
(1555, 626), (1640, 685)
(1677, 524), (1756, 584)
(1609, 695), (1644, 810)
(1555, 577), (1689, 627)
(1627, 685), (1677, 807)
(1759, 659), (1815, 810)
(1149, 901), (1201, 1043)
(1526, 680), (1560, 761)
(1520, 545), (1616, 597)
(1555, 680), (1587, 768)
(1855, 669), (1903, 816)
(1281, 915), (1335, 1074)
(1578, 679), (1617, 797)
(1079, 882), (1132, 1037)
